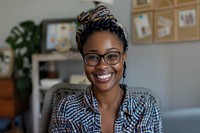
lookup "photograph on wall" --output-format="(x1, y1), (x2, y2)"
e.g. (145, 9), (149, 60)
(41, 19), (77, 53)
(134, 13), (152, 39)
(0, 48), (14, 78)
(179, 9), (196, 28)
(132, 0), (154, 13)
(176, 5), (199, 41)
(158, 26), (171, 38)
(154, 9), (176, 43)
(157, 16), (173, 38)
(46, 22), (77, 52)
(135, 0), (151, 7)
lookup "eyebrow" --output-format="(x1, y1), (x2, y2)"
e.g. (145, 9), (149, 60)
(86, 48), (119, 53)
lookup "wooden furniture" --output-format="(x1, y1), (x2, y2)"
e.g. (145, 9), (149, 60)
(31, 52), (82, 133)
(0, 79), (28, 132)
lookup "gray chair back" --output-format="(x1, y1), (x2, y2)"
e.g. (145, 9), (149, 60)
(39, 83), (160, 133)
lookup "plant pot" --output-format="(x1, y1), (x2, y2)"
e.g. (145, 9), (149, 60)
(16, 76), (32, 100)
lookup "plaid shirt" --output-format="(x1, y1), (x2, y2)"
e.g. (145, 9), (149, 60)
(50, 85), (163, 133)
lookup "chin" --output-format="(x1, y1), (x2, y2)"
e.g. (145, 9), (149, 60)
(92, 84), (113, 92)
(92, 80), (119, 93)
(89, 73), (121, 92)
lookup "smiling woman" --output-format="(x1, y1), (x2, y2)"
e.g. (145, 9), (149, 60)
(49, 5), (163, 132)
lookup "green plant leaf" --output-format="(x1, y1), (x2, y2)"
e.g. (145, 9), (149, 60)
(10, 27), (23, 41)
(5, 36), (18, 47)
(20, 21), (35, 31)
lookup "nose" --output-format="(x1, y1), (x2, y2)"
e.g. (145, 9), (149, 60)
(95, 57), (109, 69)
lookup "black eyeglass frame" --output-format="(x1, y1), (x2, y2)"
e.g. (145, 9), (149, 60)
(83, 51), (124, 67)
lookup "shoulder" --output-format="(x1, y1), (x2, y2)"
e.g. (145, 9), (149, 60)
(50, 92), (88, 132)
(56, 93), (85, 113)
(123, 85), (161, 118)
(125, 85), (160, 109)
(129, 91), (163, 132)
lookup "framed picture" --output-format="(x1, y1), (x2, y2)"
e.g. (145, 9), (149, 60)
(175, 0), (199, 7)
(132, 0), (154, 13)
(132, 11), (154, 44)
(0, 48), (14, 79)
(41, 18), (78, 53)
(176, 5), (199, 41)
(154, 9), (176, 43)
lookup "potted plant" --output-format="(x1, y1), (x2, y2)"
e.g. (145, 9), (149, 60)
(5, 20), (41, 99)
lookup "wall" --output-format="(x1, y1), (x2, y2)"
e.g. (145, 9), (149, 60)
(0, 0), (200, 111)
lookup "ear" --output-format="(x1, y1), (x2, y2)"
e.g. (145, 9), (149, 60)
(123, 53), (127, 61)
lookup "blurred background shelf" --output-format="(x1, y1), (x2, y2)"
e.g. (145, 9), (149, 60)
(31, 52), (82, 133)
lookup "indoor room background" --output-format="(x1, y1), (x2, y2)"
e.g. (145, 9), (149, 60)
(0, 0), (200, 131)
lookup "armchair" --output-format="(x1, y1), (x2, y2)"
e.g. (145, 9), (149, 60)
(39, 83), (160, 133)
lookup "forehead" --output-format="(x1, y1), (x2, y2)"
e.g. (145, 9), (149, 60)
(82, 31), (123, 54)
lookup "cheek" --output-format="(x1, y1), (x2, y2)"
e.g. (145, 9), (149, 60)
(84, 66), (93, 79)
(119, 64), (124, 74)
(114, 61), (124, 76)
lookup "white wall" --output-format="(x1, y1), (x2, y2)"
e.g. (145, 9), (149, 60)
(1, 0), (200, 111)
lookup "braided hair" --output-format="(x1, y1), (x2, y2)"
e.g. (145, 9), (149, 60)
(76, 5), (128, 55)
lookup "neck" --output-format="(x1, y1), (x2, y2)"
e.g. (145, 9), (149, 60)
(94, 85), (124, 109)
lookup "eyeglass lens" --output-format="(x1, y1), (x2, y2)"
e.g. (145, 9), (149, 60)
(84, 52), (121, 66)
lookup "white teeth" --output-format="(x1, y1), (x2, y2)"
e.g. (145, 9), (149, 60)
(97, 74), (111, 79)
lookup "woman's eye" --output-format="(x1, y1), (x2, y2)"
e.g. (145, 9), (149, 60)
(88, 55), (99, 61)
(107, 54), (118, 60)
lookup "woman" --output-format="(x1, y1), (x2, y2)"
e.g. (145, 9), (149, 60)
(50, 5), (163, 133)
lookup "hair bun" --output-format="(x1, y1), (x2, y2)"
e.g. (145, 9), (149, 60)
(77, 11), (90, 23)
(77, 5), (116, 24)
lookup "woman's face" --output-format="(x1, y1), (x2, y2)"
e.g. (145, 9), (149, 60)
(82, 31), (126, 92)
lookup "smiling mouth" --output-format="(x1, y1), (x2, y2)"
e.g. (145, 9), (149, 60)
(96, 73), (112, 79)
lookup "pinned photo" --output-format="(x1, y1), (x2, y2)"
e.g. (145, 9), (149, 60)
(158, 26), (171, 38)
(157, 16), (173, 38)
(157, 16), (172, 27)
(136, 0), (151, 6)
(134, 14), (152, 39)
(179, 9), (196, 28)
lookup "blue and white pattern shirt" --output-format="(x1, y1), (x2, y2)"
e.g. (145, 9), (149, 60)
(50, 85), (163, 133)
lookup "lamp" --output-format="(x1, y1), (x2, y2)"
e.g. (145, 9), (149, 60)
(80, 0), (114, 7)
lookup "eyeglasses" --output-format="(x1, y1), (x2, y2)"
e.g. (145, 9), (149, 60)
(83, 51), (123, 66)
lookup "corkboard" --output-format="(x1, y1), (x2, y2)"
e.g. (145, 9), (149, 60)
(175, 0), (199, 7)
(154, 9), (176, 43)
(176, 5), (199, 41)
(154, 0), (175, 11)
(132, 11), (154, 44)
